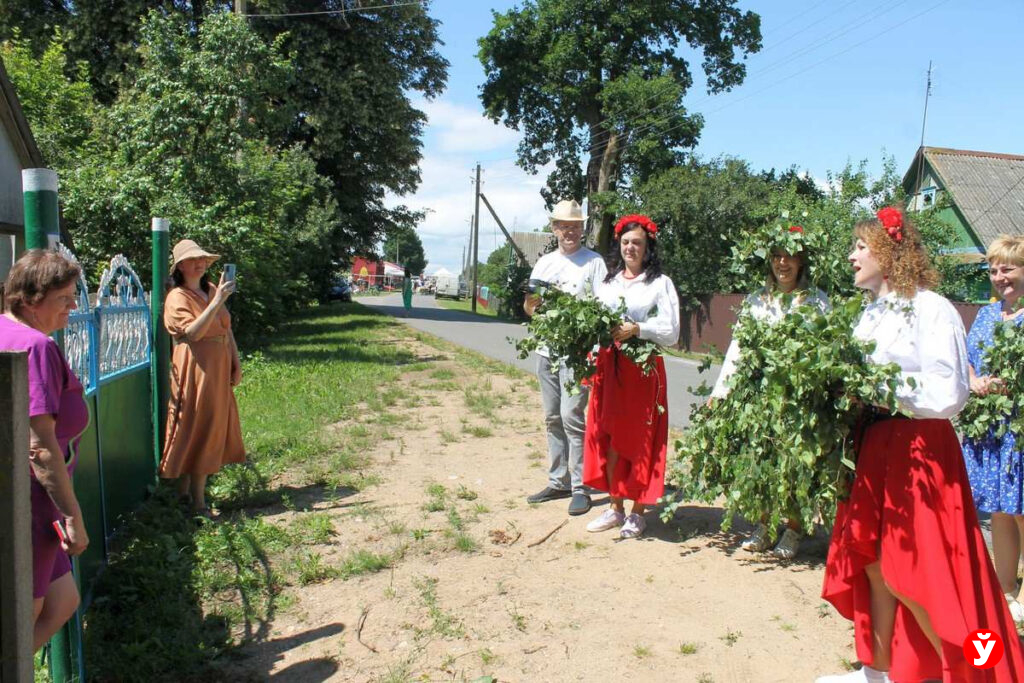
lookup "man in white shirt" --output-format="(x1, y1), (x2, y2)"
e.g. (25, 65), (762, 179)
(524, 199), (606, 515)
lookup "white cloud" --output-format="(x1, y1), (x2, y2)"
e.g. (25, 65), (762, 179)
(385, 97), (559, 274)
(419, 99), (521, 153)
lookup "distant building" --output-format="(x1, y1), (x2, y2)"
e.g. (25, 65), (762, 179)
(0, 56), (45, 284)
(903, 146), (1024, 299)
(509, 231), (556, 267)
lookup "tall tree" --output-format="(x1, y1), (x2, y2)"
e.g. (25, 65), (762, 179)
(382, 225), (427, 275)
(478, 0), (762, 252)
(0, 1), (448, 262)
(0, 1), (220, 102)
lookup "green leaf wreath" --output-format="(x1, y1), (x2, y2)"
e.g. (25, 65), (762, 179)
(662, 295), (904, 536)
(514, 286), (661, 394)
(959, 319), (1024, 440)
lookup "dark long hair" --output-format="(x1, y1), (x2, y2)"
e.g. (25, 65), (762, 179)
(603, 224), (663, 282)
(170, 268), (211, 294)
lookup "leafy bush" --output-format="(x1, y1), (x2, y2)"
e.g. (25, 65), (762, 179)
(959, 320), (1024, 439)
(514, 286), (660, 393)
(665, 296), (903, 534)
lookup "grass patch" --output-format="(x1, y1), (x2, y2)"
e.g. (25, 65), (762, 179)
(338, 549), (394, 579)
(433, 297), (503, 319)
(463, 386), (503, 418)
(430, 368), (456, 380)
(462, 424), (493, 438)
(221, 304), (411, 506)
(84, 303), (419, 678)
(456, 485), (478, 501)
(291, 551), (339, 585)
(289, 513), (336, 545)
(414, 577), (465, 639)
(678, 641), (699, 655)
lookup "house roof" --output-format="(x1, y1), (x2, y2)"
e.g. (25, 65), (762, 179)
(903, 147), (1024, 245)
(509, 231), (556, 267)
(0, 56), (43, 168)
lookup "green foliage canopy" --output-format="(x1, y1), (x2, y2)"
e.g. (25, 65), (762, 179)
(666, 296), (904, 535)
(478, 0), (762, 252)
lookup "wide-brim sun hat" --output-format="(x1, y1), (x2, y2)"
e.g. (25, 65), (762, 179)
(170, 239), (220, 274)
(549, 199), (586, 224)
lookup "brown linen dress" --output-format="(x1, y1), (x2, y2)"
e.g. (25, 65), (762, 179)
(159, 286), (245, 478)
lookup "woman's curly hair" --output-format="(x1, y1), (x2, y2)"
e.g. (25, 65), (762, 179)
(854, 209), (939, 298)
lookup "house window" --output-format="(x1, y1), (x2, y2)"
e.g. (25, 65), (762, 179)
(921, 185), (937, 206)
(916, 186), (937, 211)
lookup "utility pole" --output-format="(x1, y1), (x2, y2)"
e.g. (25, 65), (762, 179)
(465, 216), (473, 279)
(914, 60), (933, 203)
(472, 164), (481, 312)
(234, 0), (247, 14)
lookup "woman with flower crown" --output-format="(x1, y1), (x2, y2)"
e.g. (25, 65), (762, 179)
(711, 219), (829, 559)
(581, 214), (680, 540)
(816, 208), (1024, 683)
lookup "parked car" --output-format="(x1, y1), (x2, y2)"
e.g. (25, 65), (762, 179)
(328, 278), (352, 302)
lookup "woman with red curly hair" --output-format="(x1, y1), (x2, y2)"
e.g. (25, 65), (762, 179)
(582, 215), (680, 539)
(816, 208), (1024, 682)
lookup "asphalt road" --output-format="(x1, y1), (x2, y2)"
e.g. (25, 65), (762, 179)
(356, 293), (720, 430)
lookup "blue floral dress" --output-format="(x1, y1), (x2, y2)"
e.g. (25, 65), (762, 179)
(962, 301), (1024, 514)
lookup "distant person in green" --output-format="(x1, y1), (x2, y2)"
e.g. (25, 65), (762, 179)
(402, 266), (413, 315)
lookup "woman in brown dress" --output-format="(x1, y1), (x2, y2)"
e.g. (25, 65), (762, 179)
(159, 239), (245, 517)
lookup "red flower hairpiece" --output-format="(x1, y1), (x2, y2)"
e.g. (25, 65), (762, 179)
(614, 214), (658, 237)
(789, 225), (804, 233)
(876, 207), (904, 243)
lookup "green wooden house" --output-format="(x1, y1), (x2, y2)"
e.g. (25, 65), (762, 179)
(902, 146), (1024, 300)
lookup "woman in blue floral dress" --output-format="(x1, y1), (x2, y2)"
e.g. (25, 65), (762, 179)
(962, 235), (1024, 626)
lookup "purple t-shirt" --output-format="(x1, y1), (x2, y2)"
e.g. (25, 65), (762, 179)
(0, 315), (89, 469)
(1, 314), (90, 597)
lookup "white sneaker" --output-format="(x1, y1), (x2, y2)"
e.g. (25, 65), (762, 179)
(772, 528), (802, 560)
(620, 513), (646, 539)
(740, 523), (771, 552)
(586, 508), (625, 532)
(815, 666), (890, 683)
(1006, 593), (1024, 626)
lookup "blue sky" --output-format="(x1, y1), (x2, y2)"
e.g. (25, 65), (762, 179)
(395, 1), (1024, 274)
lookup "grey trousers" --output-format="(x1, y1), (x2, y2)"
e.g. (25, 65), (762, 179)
(537, 355), (589, 493)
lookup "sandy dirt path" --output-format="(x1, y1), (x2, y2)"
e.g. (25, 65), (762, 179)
(232, 329), (856, 683)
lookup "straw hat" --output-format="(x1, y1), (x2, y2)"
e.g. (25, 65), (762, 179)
(170, 239), (220, 274)
(549, 199), (586, 224)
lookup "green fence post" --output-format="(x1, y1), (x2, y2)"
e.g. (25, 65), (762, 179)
(151, 218), (170, 470)
(22, 169), (59, 250)
(24, 168), (76, 683)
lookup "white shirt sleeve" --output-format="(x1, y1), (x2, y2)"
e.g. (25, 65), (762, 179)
(585, 256), (608, 296)
(637, 276), (681, 347)
(894, 295), (969, 419)
(711, 338), (741, 399)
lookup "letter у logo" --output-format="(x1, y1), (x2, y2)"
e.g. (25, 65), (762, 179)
(962, 630), (1004, 669)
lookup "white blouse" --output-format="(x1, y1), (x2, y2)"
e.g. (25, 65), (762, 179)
(594, 271), (681, 348)
(711, 288), (830, 399)
(854, 289), (969, 420)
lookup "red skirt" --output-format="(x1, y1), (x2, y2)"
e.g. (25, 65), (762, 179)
(822, 417), (1024, 682)
(582, 346), (668, 505)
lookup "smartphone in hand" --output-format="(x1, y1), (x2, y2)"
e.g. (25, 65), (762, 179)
(52, 519), (69, 545)
(223, 263), (236, 283)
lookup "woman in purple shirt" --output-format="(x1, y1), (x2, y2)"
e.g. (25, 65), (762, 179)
(1, 250), (90, 650)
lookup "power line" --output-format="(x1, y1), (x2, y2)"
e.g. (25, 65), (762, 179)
(243, 1), (425, 18)
(606, 0), (953, 164)
(585, 0), (912, 157)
